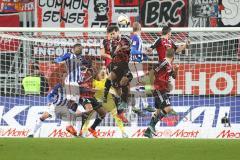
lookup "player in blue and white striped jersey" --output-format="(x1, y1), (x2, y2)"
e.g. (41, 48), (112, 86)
(28, 83), (88, 137)
(54, 44), (82, 83)
(130, 27), (143, 63)
(54, 43), (91, 101)
(129, 22), (155, 116)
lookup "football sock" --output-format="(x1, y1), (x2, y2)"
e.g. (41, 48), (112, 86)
(31, 117), (44, 135)
(121, 86), (128, 103)
(91, 117), (103, 130)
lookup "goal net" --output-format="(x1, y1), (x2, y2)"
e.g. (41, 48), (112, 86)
(0, 27), (240, 138)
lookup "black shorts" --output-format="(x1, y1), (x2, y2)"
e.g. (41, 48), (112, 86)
(106, 62), (112, 73)
(110, 62), (132, 87)
(79, 97), (102, 110)
(153, 90), (171, 109)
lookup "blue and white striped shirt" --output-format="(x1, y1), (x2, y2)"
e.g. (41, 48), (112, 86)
(54, 53), (84, 83)
(47, 83), (68, 106)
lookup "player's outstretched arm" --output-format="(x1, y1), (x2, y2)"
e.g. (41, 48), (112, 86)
(53, 53), (71, 63)
(175, 39), (190, 54)
(146, 37), (161, 54)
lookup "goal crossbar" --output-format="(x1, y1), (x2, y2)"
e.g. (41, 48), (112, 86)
(0, 27), (240, 32)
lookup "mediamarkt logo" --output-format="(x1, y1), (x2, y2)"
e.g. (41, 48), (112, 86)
(217, 130), (240, 139)
(48, 129), (116, 138)
(0, 128), (29, 137)
(132, 129), (200, 138)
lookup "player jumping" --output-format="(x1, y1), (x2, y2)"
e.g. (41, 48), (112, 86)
(129, 22), (155, 116)
(102, 25), (132, 123)
(54, 43), (90, 102)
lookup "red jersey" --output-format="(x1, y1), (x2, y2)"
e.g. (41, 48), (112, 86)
(112, 35), (131, 63)
(154, 60), (175, 92)
(100, 38), (118, 67)
(151, 37), (177, 61)
(79, 69), (95, 98)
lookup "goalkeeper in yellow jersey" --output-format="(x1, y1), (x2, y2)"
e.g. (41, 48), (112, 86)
(80, 66), (128, 138)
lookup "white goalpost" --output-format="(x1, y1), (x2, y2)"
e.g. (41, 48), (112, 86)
(0, 27), (240, 138)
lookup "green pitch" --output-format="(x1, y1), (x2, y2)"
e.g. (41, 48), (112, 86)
(0, 138), (239, 160)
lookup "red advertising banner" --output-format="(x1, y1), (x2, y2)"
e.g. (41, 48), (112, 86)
(114, 0), (139, 6)
(174, 64), (240, 95)
(0, 13), (19, 27)
(0, 13), (20, 52)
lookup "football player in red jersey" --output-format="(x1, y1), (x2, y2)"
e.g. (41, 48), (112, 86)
(100, 26), (117, 73)
(144, 48), (179, 138)
(102, 25), (132, 123)
(147, 26), (189, 62)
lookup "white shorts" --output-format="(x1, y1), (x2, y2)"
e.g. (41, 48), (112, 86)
(46, 103), (70, 120)
(46, 103), (85, 121)
(64, 80), (80, 102)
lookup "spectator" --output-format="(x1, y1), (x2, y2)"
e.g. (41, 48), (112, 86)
(22, 63), (49, 96)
